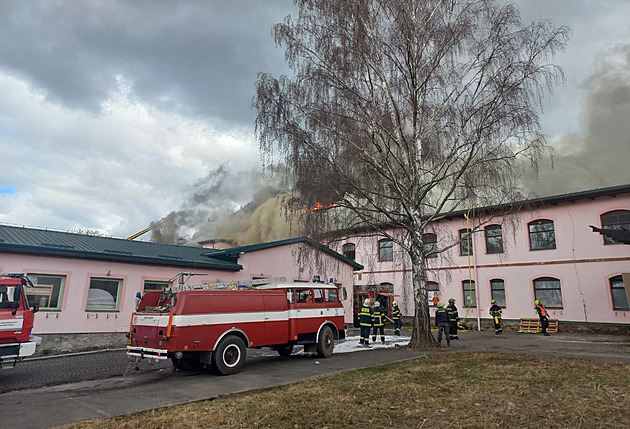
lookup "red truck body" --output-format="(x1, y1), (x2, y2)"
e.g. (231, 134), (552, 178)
(127, 281), (345, 375)
(0, 274), (38, 368)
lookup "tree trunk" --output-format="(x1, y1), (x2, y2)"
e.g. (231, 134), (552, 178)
(408, 245), (436, 348)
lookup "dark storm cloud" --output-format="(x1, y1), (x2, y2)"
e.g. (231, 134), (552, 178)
(0, 0), (294, 126)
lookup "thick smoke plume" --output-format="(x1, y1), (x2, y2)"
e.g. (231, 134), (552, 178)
(526, 44), (630, 195)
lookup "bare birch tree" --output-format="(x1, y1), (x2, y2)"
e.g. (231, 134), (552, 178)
(254, 0), (569, 347)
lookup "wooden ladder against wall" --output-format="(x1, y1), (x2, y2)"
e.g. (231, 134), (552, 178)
(518, 318), (559, 334)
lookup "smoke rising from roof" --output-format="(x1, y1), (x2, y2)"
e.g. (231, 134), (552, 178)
(526, 44), (630, 195)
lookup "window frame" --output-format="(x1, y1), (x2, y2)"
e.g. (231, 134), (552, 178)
(423, 233), (438, 258)
(528, 219), (557, 250)
(342, 243), (356, 261)
(490, 278), (506, 307)
(610, 275), (629, 310)
(25, 273), (66, 311)
(484, 225), (504, 254)
(533, 276), (563, 309)
(86, 277), (122, 312)
(601, 210), (630, 245)
(426, 281), (439, 306)
(462, 280), (476, 308)
(378, 238), (393, 262)
(459, 229), (473, 256)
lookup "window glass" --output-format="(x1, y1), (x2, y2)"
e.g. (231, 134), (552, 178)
(460, 229), (473, 256)
(379, 282), (394, 293)
(86, 278), (121, 311)
(325, 288), (339, 302)
(295, 288), (313, 303)
(426, 281), (439, 306)
(462, 280), (476, 308)
(143, 281), (171, 293)
(342, 243), (356, 261)
(379, 239), (393, 261)
(490, 279), (506, 307)
(25, 274), (65, 310)
(528, 219), (557, 250)
(0, 285), (20, 309)
(601, 210), (630, 245)
(485, 225), (504, 254)
(610, 276), (629, 310)
(423, 233), (438, 258)
(533, 277), (563, 308)
(313, 288), (325, 303)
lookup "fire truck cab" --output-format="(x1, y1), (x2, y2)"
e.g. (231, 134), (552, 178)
(127, 279), (346, 375)
(0, 274), (38, 368)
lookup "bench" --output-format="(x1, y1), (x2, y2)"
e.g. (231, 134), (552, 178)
(519, 318), (559, 334)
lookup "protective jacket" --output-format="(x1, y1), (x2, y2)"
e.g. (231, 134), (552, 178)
(392, 305), (402, 320)
(434, 307), (450, 325)
(371, 307), (385, 327)
(536, 304), (548, 318)
(359, 306), (373, 327)
(489, 304), (502, 318)
(447, 304), (459, 322)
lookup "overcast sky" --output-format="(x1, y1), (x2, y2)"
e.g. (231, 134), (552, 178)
(0, 0), (629, 240)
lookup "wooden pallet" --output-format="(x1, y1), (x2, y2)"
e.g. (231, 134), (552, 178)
(518, 318), (559, 334)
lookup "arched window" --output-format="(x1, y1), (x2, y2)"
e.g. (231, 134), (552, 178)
(528, 219), (556, 250)
(342, 243), (356, 261)
(426, 281), (439, 306)
(610, 275), (629, 310)
(379, 282), (394, 293)
(485, 225), (504, 254)
(378, 238), (393, 262)
(490, 279), (506, 307)
(533, 277), (563, 308)
(423, 233), (437, 258)
(601, 210), (630, 245)
(462, 280), (476, 307)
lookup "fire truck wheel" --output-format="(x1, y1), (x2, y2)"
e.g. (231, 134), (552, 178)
(316, 326), (335, 358)
(212, 335), (247, 375)
(275, 344), (294, 357)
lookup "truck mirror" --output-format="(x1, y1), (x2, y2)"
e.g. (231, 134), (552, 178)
(32, 304), (39, 313)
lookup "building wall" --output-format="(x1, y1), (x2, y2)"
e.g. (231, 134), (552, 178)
(338, 193), (630, 327)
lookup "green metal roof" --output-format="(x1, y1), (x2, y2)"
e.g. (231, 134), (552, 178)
(205, 236), (364, 271)
(0, 224), (242, 271)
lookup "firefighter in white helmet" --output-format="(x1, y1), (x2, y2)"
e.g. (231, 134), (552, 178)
(358, 298), (373, 347)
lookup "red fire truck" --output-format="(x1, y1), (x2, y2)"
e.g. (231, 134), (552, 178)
(1, 274), (38, 369)
(127, 278), (346, 375)
(352, 284), (397, 327)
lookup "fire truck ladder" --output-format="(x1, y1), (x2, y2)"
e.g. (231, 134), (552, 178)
(178, 277), (287, 291)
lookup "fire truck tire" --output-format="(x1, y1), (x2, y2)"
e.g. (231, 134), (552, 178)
(275, 344), (294, 357)
(316, 326), (334, 358)
(212, 335), (247, 375)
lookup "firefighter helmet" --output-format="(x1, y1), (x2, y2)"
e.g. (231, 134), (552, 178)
(437, 301), (444, 307)
(491, 300), (496, 304)
(364, 299), (371, 306)
(374, 301), (381, 307)
(448, 298), (455, 303)
(393, 300), (398, 306)
(535, 300), (540, 305)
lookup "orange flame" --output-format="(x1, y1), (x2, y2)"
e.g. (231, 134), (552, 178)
(304, 202), (338, 212)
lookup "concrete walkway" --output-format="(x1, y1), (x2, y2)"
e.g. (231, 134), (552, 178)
(1, 330), (629, 429)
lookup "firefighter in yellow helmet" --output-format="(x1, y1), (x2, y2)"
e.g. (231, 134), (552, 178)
(392, 300), (402, 336)
(371, 301), (386, 343)
(489, 299), (502, 335)
(434, 301), (451, 346)
(358, 299), (373, 347)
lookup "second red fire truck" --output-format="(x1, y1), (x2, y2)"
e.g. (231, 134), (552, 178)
(127, 278), (346, 375)
(1, 274), (38, 369)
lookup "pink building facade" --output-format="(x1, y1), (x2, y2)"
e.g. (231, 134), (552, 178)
(336, 185), (630, 330)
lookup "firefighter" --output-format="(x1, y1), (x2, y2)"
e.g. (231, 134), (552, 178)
(359, 298), (373, 346)
(435, 301), (451, 346)
(446, 298), (459, 340)
(489, 299), (502, 335)
(372, 301), (386, 343)
(392, 300), (402, 336)
(535, 299), (550, 336)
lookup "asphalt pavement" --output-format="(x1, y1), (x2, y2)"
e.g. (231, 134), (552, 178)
(1, 329), (629, 429)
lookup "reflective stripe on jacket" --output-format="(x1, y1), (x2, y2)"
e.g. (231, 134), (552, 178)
(489, 305), (502, 317)
(435, 307), (450, 325)
(371, 308), (384, 326)
(392, 306), (402, 320)
(446, 304), (459, 322)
